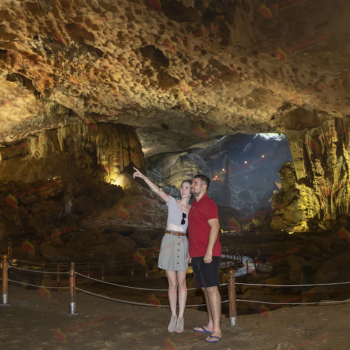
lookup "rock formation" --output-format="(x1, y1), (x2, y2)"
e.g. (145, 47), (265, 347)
(0, 0), (348, 153)
(0, 0), (350, 304)
(270, 117), (350, 232)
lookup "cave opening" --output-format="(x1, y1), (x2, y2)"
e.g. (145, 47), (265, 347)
(206, 132), (293, 218)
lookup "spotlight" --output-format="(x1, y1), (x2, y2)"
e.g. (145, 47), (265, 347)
(262, 155), (265, 158)
(222, 168), (225, 171)
(244, 161), (247, 164)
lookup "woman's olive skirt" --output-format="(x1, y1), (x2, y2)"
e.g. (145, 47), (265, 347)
(158, 231), (189, 271)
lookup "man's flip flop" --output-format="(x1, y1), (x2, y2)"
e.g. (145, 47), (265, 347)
(193, 327), (212, 334)
(205, 335), (222, 343)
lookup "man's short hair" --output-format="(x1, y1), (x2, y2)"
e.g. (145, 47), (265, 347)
(194, 174), (210, 190)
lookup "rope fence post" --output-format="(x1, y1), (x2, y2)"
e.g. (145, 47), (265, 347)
(8, 239), (12, 262)
(87, 260), (90, 276)
(101, 260), (104, 281)
(42, 257), (45, 269)
(1, 254), (10, 307)
(69, 262), (78, 316)
(228, 268), (236, 325)
(225, 247), (228, 267)
(57, 261), (60, 283)
(145, 257), (148, 278)
(131, 256), (134, 276)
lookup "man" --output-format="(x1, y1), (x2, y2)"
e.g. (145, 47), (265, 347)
(188, 174), (222, 343)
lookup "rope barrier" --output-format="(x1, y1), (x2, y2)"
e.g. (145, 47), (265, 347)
(76, 287), (229, 307)
(13, 259), (142, 268)
(235, 281), (350, 287)
(13, 259), (131, 267)
(30, 263), (138, 269)
(8, 279), (70, 289)
(11, 264), (348, 288)
(75, 272), (169, 291)
(5, 246), (350, 325)
(236, 298), (350, 305)
(9, 266), (69, 274)
(75, 272), (227, 291)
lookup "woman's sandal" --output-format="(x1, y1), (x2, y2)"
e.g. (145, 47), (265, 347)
(168, 315), (177, 333)
(175, 317), (184, 333)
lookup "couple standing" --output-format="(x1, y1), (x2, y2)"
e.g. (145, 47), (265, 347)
(133, 169), (222, 344)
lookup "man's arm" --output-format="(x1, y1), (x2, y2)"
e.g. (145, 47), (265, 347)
(204, 218), (220, 263)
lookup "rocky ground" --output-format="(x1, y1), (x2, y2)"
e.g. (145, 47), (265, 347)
(2, 223), (350, 350)
(0, 282), (349, 350)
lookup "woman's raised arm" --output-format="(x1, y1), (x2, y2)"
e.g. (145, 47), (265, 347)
(133, 167), (170, 203)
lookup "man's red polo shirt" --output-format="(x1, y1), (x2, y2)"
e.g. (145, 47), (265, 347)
(188, 193), (221, 257)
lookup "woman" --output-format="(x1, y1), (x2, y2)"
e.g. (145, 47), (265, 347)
(133, 167), (191, 333)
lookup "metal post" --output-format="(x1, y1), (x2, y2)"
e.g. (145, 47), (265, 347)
(101, 260), (104, 281)
(145, 257), (148, 278)
(87, 260), (90, 276)
(1, 254), (10, 306)
(131, 255), (134, 276)
(225, 247), (228, 267)
(57, 261), (60, 283)
(69, 262), (78, 315)
(8, 239), (12, 262)
(228, 268), (236, 325)
(42, 257), (45, 269)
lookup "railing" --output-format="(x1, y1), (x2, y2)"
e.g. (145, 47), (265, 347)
(0, 254), (236, 321)
(3, 241), (350, 323)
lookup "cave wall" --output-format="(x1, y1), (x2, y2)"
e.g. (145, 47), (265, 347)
(0, 121), (170, 265)
(0, 0), (349, 155)
(0, 122), (145, 184)
(271, 117), (350, 231)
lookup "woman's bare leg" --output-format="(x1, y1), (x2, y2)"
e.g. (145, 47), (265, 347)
(166, 270), (178, 316)
(177, 270), (187, 318)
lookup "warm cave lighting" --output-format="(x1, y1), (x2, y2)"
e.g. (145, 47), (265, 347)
(114, 176), (128, 189)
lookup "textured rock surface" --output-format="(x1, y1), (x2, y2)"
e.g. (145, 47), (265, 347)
(0, 0), (348, 154)
(269, 117), (350, 231)
(0, 123), (145, 184)
(0, 122), (167, 262)
(1, 0), (350, 274)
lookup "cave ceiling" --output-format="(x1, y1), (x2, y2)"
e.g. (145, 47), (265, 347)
(0, 0), (349, 156)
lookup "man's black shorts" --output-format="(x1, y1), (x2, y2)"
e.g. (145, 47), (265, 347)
(191, 256), (221, 288)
